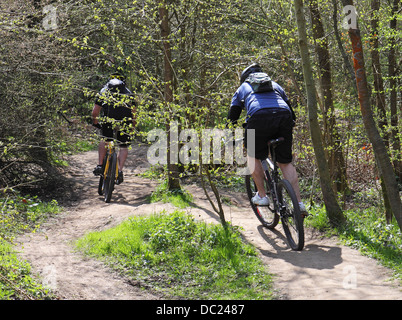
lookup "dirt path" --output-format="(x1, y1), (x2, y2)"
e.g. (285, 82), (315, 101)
(16, 143), (401, 300)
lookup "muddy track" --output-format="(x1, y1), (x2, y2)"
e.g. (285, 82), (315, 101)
(16, 143), (401, 300)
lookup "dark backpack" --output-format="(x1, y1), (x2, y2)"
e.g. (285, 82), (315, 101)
(245, 72), (273, 93)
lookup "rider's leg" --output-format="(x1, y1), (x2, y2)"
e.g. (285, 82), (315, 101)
(248, 155), (266, 198)
(277, 162), (301, 202)
(98, 140), (106, 165)
(116, 147), (128, 184)
(118, 147), (128, 170)
(98, 124), (112, 166)
(117, 127), (131, 171)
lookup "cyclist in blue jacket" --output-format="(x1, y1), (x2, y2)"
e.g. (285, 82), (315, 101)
(228, 63), (307, 215)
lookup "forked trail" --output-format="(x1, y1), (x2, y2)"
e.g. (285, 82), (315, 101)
(17, 143), (401, 300)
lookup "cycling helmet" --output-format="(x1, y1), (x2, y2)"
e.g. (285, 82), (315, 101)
(110, 72), (126, 83)
(240, 63), (263, 84)
(107, 78), (126, 93)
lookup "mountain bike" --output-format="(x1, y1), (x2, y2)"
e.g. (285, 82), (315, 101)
(98, 134), (119, 203)
(245, 137), (304, 251)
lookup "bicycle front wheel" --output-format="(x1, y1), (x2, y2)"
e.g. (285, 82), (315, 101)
(277, 179), (304, 251)
(245, 174), (279, 229)
(98, 176), (104, 195)
(104, 153), (117, 203)
(98, 155), (108, 196)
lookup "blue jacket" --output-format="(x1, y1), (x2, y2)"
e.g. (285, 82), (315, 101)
(230, 81), (291, 122)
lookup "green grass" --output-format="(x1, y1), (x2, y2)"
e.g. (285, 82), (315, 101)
(306, 205), (402, 282)
(0, 239), (52, 300)
(149, 180), (193, 208)
(49, 129), (97, 167)
(0, 194), (60, 300)
(0, 195), (61, 242)
(75, 210), (274, 299)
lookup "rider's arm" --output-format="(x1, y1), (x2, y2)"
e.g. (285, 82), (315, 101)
(92, 104), (102, 125)
(227, 104), (242, 125)
(228, 85), (246, 125)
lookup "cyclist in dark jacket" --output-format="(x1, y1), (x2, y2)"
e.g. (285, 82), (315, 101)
(228, 63), (306, 214)
(92, 74), (136, 184)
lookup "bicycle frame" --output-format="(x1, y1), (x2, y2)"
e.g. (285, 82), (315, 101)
(260, 142), (282, 215)
(102, 140), (119, 180)
(98, 139), (119, 203)
(97, 120), (128, 203)
(245, 136), (304, 250)
(99, 120), (126, 176)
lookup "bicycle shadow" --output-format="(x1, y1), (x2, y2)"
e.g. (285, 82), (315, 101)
(98, 178), (157, 208)
(256, 225), (343, 270)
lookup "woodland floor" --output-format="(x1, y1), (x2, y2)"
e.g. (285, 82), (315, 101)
(16, 142), (401, 300)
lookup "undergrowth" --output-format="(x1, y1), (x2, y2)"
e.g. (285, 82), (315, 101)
(149, 180), (193, 208)
(306, 205), (402, 282)
(0, 194), (60, 300)
(75, 210), (274, 299)
(0, 239), (52, 300)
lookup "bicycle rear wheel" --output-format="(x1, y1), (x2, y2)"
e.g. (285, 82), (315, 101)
(277, 179), (304, 251)
(104, 153), (117, 203)
(245, 174), (279, 229)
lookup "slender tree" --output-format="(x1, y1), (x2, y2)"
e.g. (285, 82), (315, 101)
(370, 0), (392, 221)
(159, 1), (181, 190)
(388, 0), (402, 183)
(294, 0), (346, 226)
(308, 0), (349, 195)
(341, 0), (402, 231)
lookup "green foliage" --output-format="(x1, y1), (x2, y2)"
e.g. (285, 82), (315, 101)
(0, 194), (60, 300)
(0, 194), (61, 242)
(75, 211), (274, 299)
(339, 208), (402, 280)
(2, 0), (400, 228)
(0, 0), (400, 299)
(149, 180), (193, 209)
(0, 239), (52, 300)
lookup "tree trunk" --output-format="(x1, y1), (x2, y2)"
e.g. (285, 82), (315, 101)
(388, 0), (402, 183)
(370, 0), (388, 141)
(308, 0), (349, 195)
(341, 0), (402, 231)
(331, 0), (356, 88)
(294, 0), (346, 226)
(370, 0), (392, 222)
(159, 3), (181, 190)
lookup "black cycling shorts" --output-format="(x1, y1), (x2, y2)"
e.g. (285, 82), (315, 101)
(244, 109), (293, 163)
(101, 122), (132, 147)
